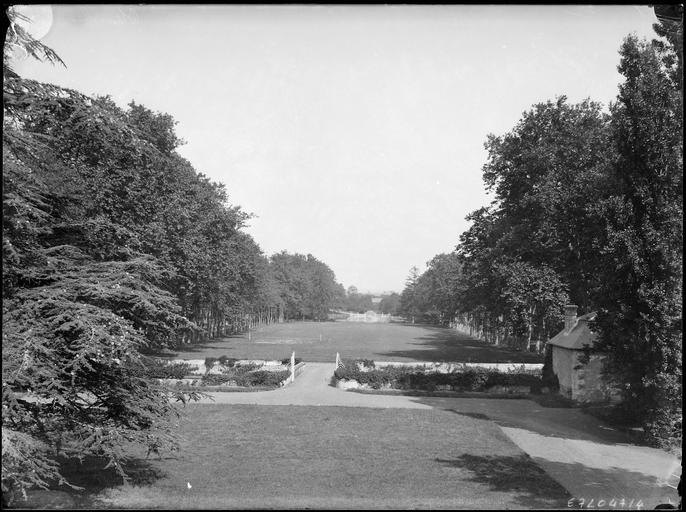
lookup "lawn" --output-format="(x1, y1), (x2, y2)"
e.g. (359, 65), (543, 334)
(55, 404), (569, 509)
(159, 321), (543, 364)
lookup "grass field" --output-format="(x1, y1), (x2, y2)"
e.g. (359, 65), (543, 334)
(160, 321), (543, 364)
(59, 405), (570, 509)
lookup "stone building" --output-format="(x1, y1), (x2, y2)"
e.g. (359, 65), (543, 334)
(547, 305), (619, 403)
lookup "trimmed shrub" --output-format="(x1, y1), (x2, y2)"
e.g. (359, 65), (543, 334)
(201, 373), (233, 386)
(235, 370), (290, 387)
(200, 368), (290, 388)
(236, 362), (260, 372)
(335, 359), (543, 392)
(145, 359), (198, 379)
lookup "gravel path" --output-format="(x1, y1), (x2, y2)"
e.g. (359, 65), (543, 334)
(196, 363), (681, 509)
(196, 363), (431, 408)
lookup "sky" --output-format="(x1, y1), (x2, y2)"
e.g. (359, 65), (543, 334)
(10, 5), (659, 294)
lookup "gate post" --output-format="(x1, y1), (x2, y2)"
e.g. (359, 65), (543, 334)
(290, 351), (295, 383)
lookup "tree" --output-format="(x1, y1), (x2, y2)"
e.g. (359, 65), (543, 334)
(590, 30), (682, 445)
(343, 286), (374, 313)
(269, 252), (343, 320)
(652, 5), (683, 89)
(3, 6), (65, 78)
(494, 261), (568, 352)
(418, 253), (463, 326)
(399, 266), (420, 323)
(480, 96), (612, 311)
(378, 292), (401, 315)
(453, 95), (613, 349)
(2, 76), (201, 502)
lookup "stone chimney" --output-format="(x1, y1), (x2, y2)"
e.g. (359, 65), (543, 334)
(564, 305), (578, 334)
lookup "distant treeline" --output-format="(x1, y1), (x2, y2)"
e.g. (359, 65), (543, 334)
(339, 287), (401, 315)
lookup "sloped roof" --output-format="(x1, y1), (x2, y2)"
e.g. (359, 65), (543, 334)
(547, 312), (598, 350)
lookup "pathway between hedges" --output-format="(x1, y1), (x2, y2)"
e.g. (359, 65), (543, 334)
(195, 363), (681, 509)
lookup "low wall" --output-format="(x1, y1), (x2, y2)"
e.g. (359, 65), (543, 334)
(335, 378), (532, 395)
(373, 361), (543, 373)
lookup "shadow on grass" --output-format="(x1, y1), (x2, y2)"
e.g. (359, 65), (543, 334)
(449, 410), (491, 421)
(435, 453), (571, 509)
(56, 454), (164, 508)
(7, 455), (165, 509)
(377, 326), (544, 364)
(414, 398), (639, 446)
(145, 339), (244, 359)
(529, 392), (577, 408)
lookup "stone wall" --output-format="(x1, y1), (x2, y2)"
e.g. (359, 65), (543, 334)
(552, 347), (620, 403)
(374, 361), (543, 373)
(574, 354), (621, 403)
(551, 346), (576, 399)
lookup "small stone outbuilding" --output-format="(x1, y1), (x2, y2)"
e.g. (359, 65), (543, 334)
(547, 305), (619, 403)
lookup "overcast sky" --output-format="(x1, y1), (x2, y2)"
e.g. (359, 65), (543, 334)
(11, 4), (658, 294)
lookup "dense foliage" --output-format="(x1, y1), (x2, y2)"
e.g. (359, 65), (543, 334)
(338, 287), (401, 316)
(269, 252), (344, 321)
(397, 14), (682, 444)
(2, 75), (205, 501)
(341, 286), (374, 314)
(399, 254), (463, 325)
(590, 31), (682, 445)
(144, 360), (199, 380)
(201, 369), (290, 388)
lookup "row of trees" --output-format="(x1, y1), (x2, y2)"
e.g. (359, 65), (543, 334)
(2, 77), (346, 346)
(2, 9), (346, 500)
(399, 17), (682, 443)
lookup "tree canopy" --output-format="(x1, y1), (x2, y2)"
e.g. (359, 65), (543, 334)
(397, 15), (682, 445)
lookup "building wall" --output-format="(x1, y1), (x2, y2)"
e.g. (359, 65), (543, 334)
(551, 346), (576, 399)
(552, 347), (620, 403)
(574, 353), (621, 403)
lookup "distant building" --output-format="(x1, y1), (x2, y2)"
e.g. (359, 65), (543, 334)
(546, 305), (620, 403)
(371, 297), (382, 305)
(346, 311), (391, 323)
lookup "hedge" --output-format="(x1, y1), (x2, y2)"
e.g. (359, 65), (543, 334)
(201, 369), (290, 387)
(205, 356), (262, 373)
(334, 359), (542, 391)
(145, 359), (198, 379)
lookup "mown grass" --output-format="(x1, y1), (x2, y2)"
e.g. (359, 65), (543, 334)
(52, 404), (569, 509)
(161, 321), (544, 364)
